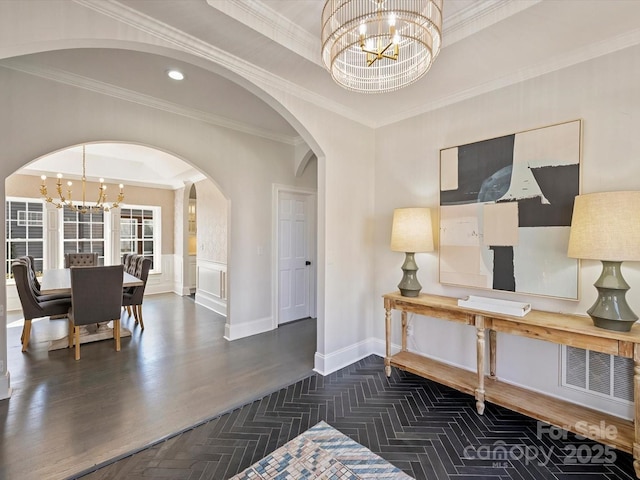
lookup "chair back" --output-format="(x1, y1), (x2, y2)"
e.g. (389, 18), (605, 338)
(122, 253), (133, 271)
(26, 255), (41, 290)
(16, 256), (41, 296)
(12, 260), (71, 318)
(70, 265), (123, 325)
(64, 252), (98, 268)
(131, 255), (152, 283)
(12, 261), (44, 319)
(122, 255), (152, 306)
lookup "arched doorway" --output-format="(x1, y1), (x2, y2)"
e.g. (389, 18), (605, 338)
(2, 141), (317, 479)
(0, 44), (323, 402)
(5, 142), (223, 309)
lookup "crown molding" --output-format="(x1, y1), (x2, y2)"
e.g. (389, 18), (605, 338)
(205, 0), (322, 66)
(0, 59), (302, 145)
(69, 0), (640, 133)
(376, 26), (640, 128)
(443, 0), (542, 46)
(206, 1), (536, 61)
(72, 0), (375, 129)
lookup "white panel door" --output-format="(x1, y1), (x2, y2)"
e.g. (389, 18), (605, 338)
(278, 192), (310, 324)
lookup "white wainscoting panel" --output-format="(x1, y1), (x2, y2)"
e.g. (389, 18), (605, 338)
(173, 253), (186, 295)
(6, 283), (20, 313)
(195, 259), (227, 317)
(188, 255), (196, 293)
(145, 254), (175, 295)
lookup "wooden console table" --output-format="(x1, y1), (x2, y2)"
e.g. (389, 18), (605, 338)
(383, 291), (640, 477)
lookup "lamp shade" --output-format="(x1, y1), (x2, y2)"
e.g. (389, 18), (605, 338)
(390, 207), (434, 253)
(568, 191), (640, 261)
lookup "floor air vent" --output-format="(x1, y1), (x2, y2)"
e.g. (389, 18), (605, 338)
(562, 346), (633, 403)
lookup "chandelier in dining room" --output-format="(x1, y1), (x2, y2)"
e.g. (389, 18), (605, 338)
(39, 145), (125, 214)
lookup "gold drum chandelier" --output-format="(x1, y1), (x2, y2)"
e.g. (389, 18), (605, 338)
(39, 145), (125, 214)
(321, 0), (443, 93)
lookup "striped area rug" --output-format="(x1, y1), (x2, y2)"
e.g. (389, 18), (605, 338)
(230, 421), (413, 479)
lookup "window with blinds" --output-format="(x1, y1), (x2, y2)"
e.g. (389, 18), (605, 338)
(5, 199), (44, 278)
(119, 207), (158, 269)
(62, 206), (105, 265)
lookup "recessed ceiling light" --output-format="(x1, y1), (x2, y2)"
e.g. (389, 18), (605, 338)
(167, 69), (184, 81)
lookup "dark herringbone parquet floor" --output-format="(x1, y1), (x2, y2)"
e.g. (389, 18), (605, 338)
(77, 355), (636, 480)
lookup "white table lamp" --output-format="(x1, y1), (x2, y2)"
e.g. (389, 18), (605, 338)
(390, 207), (434, 297)
(568, 191), (640, 331)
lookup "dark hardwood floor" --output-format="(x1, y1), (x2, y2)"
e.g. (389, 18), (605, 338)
(0, 293), (316, 480)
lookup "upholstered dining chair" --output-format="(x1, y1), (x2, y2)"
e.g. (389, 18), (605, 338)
(64, 252), (98, 268)
(122, 253), (133, 271)
(12, 260), (72, 352)
(122, 255), (152, 330)
(121, 253), (136, 298)
(19, 256), (70, 302)
(68, 264), (124, 360)
(26, 255), (41, 291)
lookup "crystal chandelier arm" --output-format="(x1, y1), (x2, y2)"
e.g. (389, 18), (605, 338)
(95, 180), (106, 208)
(63, 179), (72, 206)
(359, 23), (398, 66)
(55, 182), (64, 203)
(39, 179), (52, 203)
(363, 41), (398, 66)
(40, 174), (71, 208)
(111, 191), (125, 210)
(360, 39), (393, 56)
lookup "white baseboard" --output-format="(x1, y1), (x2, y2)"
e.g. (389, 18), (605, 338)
(6, 284), (20, 313)
(313, 337), (379, 376)
(173, 284), (191, 296)
(196, 290), (227, 317)
(370, 338), (387, 357)
(225, 316), (272, 341)
(145, 281), (174, 295)
(0, 372), (11, 400)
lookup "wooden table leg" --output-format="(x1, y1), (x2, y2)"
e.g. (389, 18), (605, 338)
(633, 344), (640, 477)
(489, 329), (497, 379)
(401, 311), (407, 352)
(384, 299), (392, 377)
(475, 315), (486, 415)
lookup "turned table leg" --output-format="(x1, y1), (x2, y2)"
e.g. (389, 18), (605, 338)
(489, 329), (497, 379)
(475, 315), (486, 415)
(401, 311), (408, 352)
(633, 344), (640, 477)
(384, 300), (392, 377)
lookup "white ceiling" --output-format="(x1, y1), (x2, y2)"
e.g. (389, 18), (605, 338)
(10, 0), (640, 188)
(24, 144), (206, 190)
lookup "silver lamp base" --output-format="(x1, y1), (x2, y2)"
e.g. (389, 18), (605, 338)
(398, 252), (421, 297)
(588, 261), (638, 332)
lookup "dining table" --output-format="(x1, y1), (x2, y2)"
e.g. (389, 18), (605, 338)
(40, 268), (144, 295)
(40, 268), (144, 351)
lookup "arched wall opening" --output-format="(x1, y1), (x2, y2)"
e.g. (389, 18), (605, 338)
(5, 140), (228, 303)
(1, 2), (377, 397)
(0, 49), (321, 397)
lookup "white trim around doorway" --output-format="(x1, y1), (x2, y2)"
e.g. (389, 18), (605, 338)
(271, 184), (317, 330)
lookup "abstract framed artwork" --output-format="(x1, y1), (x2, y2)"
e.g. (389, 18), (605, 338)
(439, 119), (582, 300)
